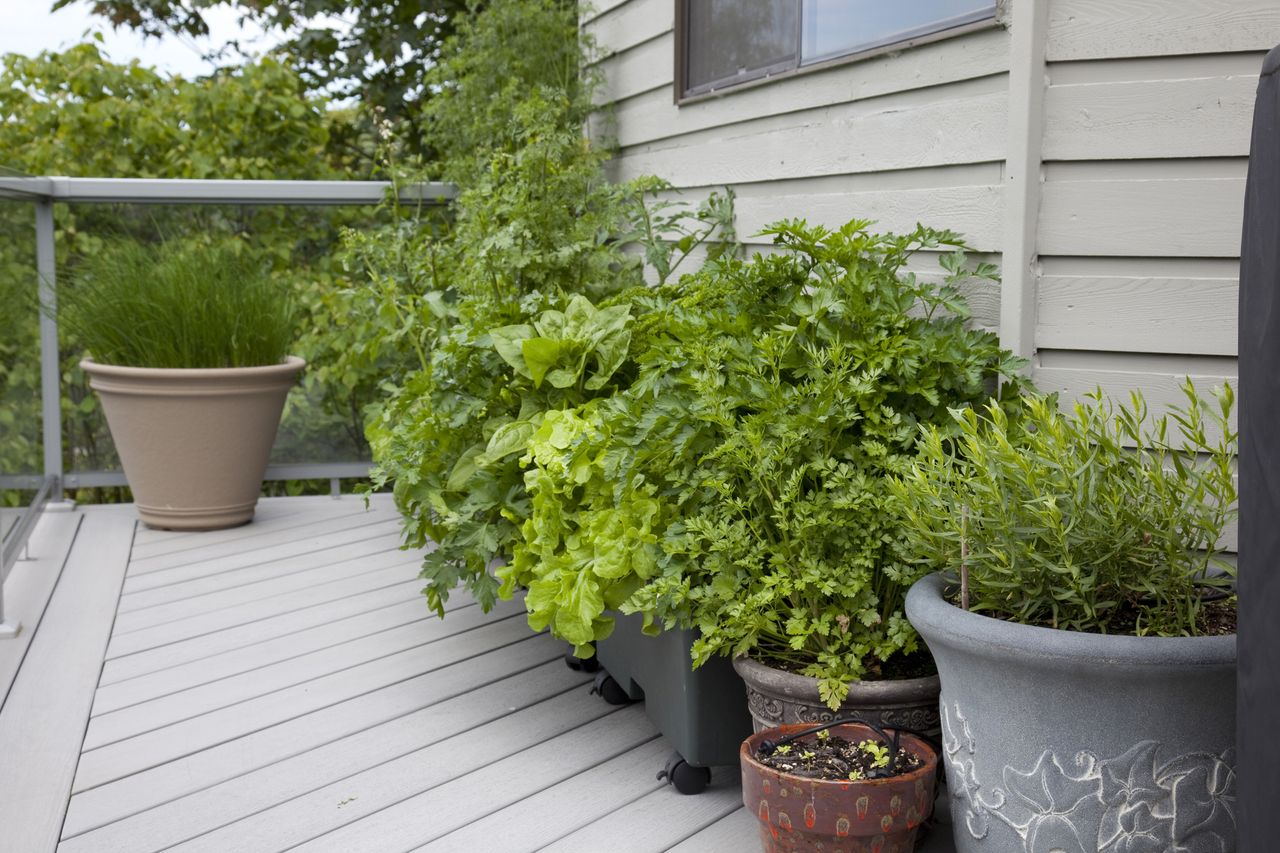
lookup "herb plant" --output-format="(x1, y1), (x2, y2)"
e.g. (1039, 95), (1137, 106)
(61, 240), (296, 369)
(501, 219), (1028, 705)
(891, 381), (1237, 636)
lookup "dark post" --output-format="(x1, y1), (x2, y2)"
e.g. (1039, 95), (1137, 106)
(1237, 43), (1280, 851)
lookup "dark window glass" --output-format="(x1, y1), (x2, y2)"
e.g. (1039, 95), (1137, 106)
(801, 0), (997, 64)
(680, 0), (998, 98)
(685, 0), (799, 93)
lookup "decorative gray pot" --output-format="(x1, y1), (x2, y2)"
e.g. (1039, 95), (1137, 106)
(905, 573), (1237, 853)
(732, 655), (941, 738)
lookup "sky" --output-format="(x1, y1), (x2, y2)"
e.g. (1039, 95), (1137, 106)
(0, 0), (283, 78)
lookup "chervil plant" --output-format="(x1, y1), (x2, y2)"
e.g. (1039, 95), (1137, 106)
(892, 381), (1237, 636)
(504, 219), (1028, 705)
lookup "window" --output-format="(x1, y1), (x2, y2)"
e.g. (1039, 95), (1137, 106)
(678, 0), (998, 99)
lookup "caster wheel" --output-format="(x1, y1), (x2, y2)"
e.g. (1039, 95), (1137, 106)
(563, 649), (600, 673)
(657, 752), (711, 795)
(588, 670), (632, 705)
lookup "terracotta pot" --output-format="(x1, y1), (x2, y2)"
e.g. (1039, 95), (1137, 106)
(733, 656), (941, 739)
(741, 722), (938, 853)
(82, 357), (304, 530)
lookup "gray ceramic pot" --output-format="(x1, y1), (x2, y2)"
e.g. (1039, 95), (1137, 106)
(732, 655), (941, 738)
(905, 573), (1237, 853)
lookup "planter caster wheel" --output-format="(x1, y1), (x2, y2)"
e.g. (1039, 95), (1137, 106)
(657, 752), (711, 795)
(563, 650), (600, 673)
(588, 670), (632, 705)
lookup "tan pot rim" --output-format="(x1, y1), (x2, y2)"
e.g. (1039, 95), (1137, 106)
(81, 355), (305, 380)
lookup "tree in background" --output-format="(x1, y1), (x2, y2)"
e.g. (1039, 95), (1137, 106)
(55, 0), (482, 164)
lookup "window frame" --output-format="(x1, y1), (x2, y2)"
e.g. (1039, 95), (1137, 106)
(674, 0), (1005, 105)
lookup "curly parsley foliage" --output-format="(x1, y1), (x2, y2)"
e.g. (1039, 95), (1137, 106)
(507, 218), (1028, 707)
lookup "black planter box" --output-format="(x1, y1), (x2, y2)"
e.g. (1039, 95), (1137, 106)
(595, 611), (753, 769)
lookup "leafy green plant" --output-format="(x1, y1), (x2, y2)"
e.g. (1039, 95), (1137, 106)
(60, 240), (297, 368)
(503, 218), (1028, 706)
(891, 381), (1237, 636)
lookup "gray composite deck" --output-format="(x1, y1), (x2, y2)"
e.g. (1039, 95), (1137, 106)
(0, 495), (955, 852)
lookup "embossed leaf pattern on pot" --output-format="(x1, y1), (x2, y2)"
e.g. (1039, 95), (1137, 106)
(1001, 752), (1101, 853)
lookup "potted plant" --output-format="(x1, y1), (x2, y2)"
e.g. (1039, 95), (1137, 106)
(64, 241), (302, 530)
(503, 220), (1028, 770)
(741, 717), (938, 852)
(895, 384), (1237, 853)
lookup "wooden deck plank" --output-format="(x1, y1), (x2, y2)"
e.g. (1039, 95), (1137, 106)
(0, 511), (83, 707)
(664, 807), (758, 853)
(166, 688), (624, 853)
(537, 766), (741, 853)
(76, 613), (539, 791)
(421, 739), (675, 852)
(106, 561), (421, 659)
(287, 706), (660, 853)
(122, 517), (402, 590)
(85, 598), (526, 748)
(99, 579), (424, 683)
(127, 498), (374, 558)
(118, 527), (410, 613)
(63, 634), (566, 835)
(113, 545), (413, 630)
(61, 666), (593, 851)
(91, 597), (450, 716)
(0, 508), (133, 853)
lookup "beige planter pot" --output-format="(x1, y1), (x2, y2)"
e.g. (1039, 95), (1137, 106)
(82, 357), (305, 530)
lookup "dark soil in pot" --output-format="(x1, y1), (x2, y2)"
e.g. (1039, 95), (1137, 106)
(742, 722), (938, 853)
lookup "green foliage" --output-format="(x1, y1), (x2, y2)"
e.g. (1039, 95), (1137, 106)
(59, 0), (474, 162)
(355, 0), (736, 616)
(503, 219), (1028, 706)
(61, 241), (297, 368)
(891, 381), (1237, 636)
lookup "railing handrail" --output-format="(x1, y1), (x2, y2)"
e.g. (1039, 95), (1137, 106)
(2, 177), (456, 634)
(0, 176), (457, 205)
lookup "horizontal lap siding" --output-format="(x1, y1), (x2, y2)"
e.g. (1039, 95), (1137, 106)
(1033, 0), (1277, 431)
(589, 0), (1011, 335)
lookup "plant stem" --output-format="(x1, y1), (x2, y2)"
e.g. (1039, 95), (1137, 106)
(960, 504), (970, 611)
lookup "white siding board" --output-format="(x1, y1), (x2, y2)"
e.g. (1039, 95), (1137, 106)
(1038, 177), (1246, 257)
(583, 0), (669, 57)
(665, 807), (758, 853)
(1037, 275), (1238, 355)
(736, 184), (1003, 251)
(128, 500), (369, 559)
(612, 31), (1010, 148)
(613, 89), (1008, 187)
(1043, 74), (1259, 160)
(63, 638), (567, 838)
(1047, 0), (1280, 61)
(75, 615), (539, 792)
(594, 32), (671, 104)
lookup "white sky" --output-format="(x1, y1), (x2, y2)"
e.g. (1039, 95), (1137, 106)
(0, 0), (284, 78)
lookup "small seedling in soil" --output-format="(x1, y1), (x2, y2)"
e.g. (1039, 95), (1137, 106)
(756, 732), (923, 781)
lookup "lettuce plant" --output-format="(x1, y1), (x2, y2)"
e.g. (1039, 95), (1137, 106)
(502, 219), (1028, 705)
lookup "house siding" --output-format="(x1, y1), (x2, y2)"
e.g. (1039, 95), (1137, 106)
(584, 0), (1280, 437)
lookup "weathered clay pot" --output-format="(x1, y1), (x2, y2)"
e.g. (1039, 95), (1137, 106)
(906, 572), (1237, 853)
(741, 722), (938, 853)
(82, 357), (304, 530)
(733, 656), (941, 739)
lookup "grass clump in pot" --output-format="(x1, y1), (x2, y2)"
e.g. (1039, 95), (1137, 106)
(62, 241), (297, 369)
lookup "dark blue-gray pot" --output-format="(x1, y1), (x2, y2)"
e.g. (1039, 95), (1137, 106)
(905, 573), (1236, 853)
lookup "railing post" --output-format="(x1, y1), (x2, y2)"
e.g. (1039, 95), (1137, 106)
(35, 199), (62, 501)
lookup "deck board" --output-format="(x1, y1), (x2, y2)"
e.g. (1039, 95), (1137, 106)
(0, 495), (957, 853)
